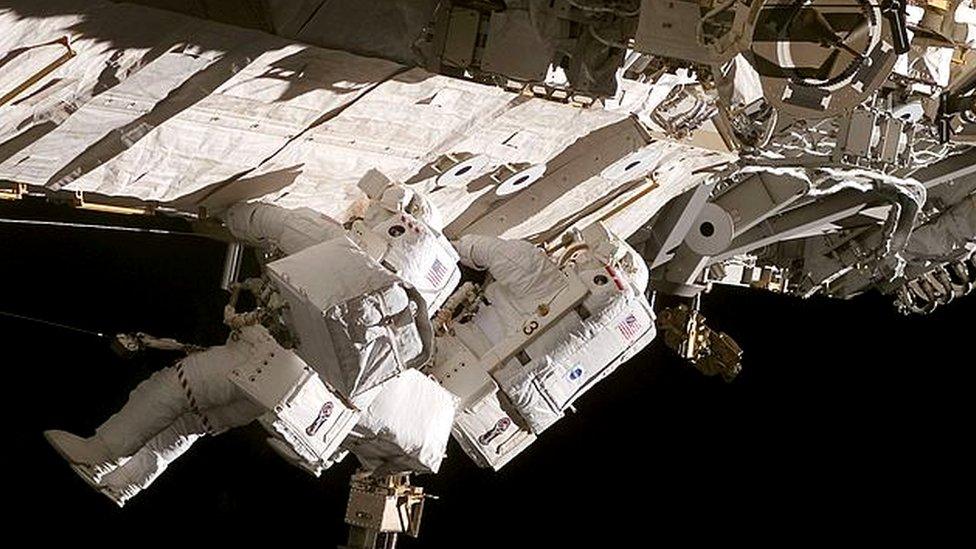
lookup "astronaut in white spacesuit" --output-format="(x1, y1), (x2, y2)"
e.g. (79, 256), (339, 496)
(44, 171), (460, 506)
(430, 223), (656, 470)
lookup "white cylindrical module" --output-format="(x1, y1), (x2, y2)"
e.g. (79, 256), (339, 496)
(685, 202), (734, 256)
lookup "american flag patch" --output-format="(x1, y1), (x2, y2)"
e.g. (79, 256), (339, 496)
(426, 258), (448, 287)
(616, 313), (643, 341)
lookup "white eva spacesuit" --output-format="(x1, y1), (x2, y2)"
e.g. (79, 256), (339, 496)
(427, 223), (656, 470)
(44, 171), (461, 506)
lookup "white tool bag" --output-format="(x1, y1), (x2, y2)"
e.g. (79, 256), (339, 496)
(343, 370), (459, 475)
(266, 236), (435, 399)
(228, 328), (359, 468)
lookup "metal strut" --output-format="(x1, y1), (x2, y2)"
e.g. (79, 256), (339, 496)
(340, 471), (429, 549)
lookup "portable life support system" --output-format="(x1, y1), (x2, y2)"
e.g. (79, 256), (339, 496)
(263, 236), (463, 475)
(427, 223), (656, 470)
(265, 235), (436, 399)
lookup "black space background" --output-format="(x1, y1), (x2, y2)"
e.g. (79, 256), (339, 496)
(1, 200), (969, 545)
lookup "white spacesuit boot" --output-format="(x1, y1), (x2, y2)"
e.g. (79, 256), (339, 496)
(44, 365), (194, 484)
(43, 430), (117, 486)
(96, 396), (256, 507)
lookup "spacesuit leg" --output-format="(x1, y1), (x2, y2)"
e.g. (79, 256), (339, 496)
(96, 396), (262, 507)
(95, 341), (258, 455)
(46, 337), (261, 488)
(96, 413), (205, 507)
(43, 365), (191, 484)
(94, 367), (194, 458)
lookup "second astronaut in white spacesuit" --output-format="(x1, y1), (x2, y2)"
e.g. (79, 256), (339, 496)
(431, 224), (656, 470)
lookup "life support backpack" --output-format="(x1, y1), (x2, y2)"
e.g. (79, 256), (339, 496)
(266, 235), (436, 399)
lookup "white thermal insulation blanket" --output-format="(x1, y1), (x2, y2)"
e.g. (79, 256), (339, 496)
(345, 370), (459, 475)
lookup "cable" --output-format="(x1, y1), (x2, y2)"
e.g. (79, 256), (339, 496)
(0, 217), (200, 236)
(0, 309), (107, 339)
(567, 0), (641, 18)
(588, 25), (631, 50)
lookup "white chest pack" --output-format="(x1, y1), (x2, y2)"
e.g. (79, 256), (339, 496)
(428, 224), (656, 470)
(342, 369), (459, 475)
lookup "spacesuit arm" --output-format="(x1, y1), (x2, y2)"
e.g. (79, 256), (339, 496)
(223, 202), (345, 256)
(454, 234), (559, 275)
(453, 235), (566, 302)
(453, 234), (505, 271)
